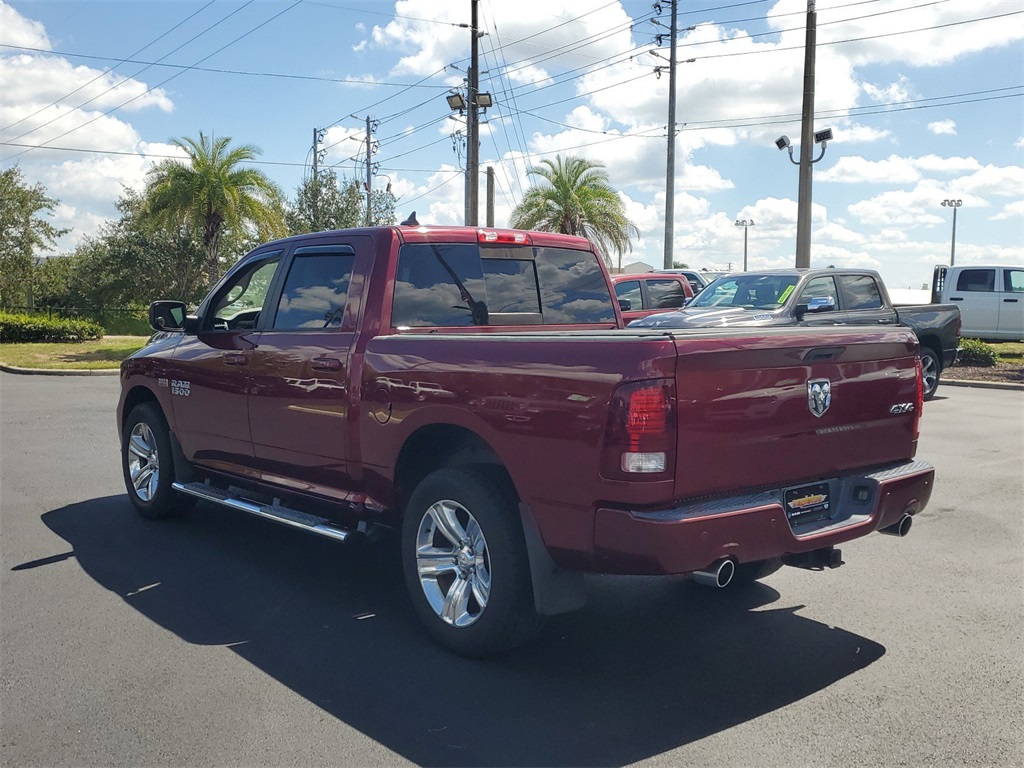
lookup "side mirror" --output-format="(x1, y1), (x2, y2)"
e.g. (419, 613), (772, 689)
(618, 299), (632, 312)
(149, 300), (188, 332)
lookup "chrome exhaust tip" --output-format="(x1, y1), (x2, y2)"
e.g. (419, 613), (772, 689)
(691, 558), (735, 588)
(880, 514), (913, 537)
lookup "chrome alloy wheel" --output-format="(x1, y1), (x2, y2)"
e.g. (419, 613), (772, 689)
(921, 352), (938, 397)
(127, 422), (160, 502)
(414, 500), (492, 627)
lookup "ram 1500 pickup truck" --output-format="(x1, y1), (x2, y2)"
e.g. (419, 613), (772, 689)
(630, 268), (961, 399)
(119, 225), (935, 656)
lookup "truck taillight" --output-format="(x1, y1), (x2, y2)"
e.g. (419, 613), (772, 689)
(601, 380), (676, 478)
(914, 356), (924, 441)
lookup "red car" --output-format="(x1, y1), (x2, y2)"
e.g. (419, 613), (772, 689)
(611, 272), (694, 323)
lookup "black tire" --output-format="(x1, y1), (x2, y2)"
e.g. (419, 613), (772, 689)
(920, 347), (940, 400)
(729, 557), (784, 587)
(121, 403), (193, 519)
(401, 465), (542, 657)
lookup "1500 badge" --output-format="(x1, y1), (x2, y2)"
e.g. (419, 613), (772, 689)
(171, 379), (191, 397)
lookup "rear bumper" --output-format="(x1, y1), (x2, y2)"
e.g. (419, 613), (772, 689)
(592, 459), (934, 575)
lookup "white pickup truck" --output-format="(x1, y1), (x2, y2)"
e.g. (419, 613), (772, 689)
(931, 265), (1024, 340)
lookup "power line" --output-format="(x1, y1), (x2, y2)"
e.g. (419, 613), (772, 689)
(1, 0), (218, 134)
(3, 1), (256, 143)
(3, 1), (304, 162)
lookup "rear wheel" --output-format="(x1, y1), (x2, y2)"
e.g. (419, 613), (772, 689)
(920, 347), (940, 400)
(401, 466), (541, 657)
(121, 403), (193, 519)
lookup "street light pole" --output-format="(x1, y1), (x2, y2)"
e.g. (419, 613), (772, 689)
(735, 219), (754, 271)
(941, 199), (962, 266)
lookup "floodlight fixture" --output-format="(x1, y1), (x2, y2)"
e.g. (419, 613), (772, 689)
(775, 135), (791, 150)
(476, 92), (493, 109)
(814, 127), (833, 144)
(446, 92), (466, 111)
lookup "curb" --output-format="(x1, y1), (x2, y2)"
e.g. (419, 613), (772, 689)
(942, 378), (1023, 392)
(0, 363), (119, 376)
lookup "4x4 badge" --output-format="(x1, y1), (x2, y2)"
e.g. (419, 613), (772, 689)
(807, 378), (831, 418)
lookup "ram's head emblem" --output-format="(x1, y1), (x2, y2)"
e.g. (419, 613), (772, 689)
(807, 379), (831, 418)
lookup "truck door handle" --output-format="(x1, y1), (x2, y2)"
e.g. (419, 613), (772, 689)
(950, 297), (963, 301)
(312, 357), (342, 372)
(223, 353), (248, 366)
(1004, 298), (1019, 303)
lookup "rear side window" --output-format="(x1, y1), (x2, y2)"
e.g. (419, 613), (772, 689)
(274, 246), (356, 330)
(647, 279), (687, 309)
(956, 269), (995, 292)
(1004, 269), (1024, 293)
(392, 243), (615, 326)
(839, 275), (883, 310)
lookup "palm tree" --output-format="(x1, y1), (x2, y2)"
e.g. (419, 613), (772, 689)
(145, 132), (286, 288)
(509, 155), (638, 266)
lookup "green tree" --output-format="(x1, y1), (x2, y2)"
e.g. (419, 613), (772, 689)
(287, 171), (398, 235)
(287, 170), (362, 234)
(509, 155), (637, 266)
(0, 167), (68, 308)
(145, 132), (286, 288)
(35, 189), (207, 309)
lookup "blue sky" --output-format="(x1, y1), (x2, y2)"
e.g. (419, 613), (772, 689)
(1, 0), (1021, 291)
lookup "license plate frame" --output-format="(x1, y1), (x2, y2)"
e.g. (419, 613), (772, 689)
(784, 482), (832, 526)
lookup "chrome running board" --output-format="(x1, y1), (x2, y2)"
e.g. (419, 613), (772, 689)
(172, 481), (352, 542)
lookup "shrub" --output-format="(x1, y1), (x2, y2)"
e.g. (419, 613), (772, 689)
(957, 337), (998, 367)
(0, 311), (105, 342)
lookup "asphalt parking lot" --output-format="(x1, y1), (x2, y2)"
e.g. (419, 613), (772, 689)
(1, 373), (1021, 767)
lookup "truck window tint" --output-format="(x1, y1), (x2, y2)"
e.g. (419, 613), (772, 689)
(481, 258), (541, 313)
(210, 254), (282, 330)
(275, 251), (355, 330)
(534, 247), (616, 323)
(614, 280), (643, 309)
(1004, 269), (1024, 293)
(392, 244), (486, 327)
(956, 269), (995, 292)
(839, 275), (883, 310)
(647, 279), (687, 309)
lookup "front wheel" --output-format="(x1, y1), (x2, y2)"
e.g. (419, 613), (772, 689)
(401, 466), (541, 657)
(920, 347), (940, 400)
(121, 403), (193, 519)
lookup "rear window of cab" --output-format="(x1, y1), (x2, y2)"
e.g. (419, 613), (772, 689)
(392, 243), (616, 327)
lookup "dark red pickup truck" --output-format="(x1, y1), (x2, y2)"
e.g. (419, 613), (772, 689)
(118, 224), (934, 656)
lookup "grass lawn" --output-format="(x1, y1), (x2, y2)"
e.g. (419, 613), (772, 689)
(991, 340), (1023, 361)
(0, 337), (149, 370)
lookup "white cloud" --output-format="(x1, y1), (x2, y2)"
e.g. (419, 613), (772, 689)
(928, 120), (957, 136)
(0, 1), (51, 49)
(990, 200), (1024, 221)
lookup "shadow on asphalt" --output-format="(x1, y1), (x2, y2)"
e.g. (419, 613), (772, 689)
(35, 496), (885, 767)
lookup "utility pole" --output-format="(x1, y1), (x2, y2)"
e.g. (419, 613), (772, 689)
(467, 0), (480, 226)
(663, 0), (678, 270)
(311, 128), (322, 228)
(795, 0), (818, 268)
(364, 115), (373, 226)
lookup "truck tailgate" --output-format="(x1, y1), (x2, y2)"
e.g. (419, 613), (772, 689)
(670, 327), (920, 500)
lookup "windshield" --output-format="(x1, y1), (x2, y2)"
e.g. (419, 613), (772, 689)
(690, 274), (800, 310)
